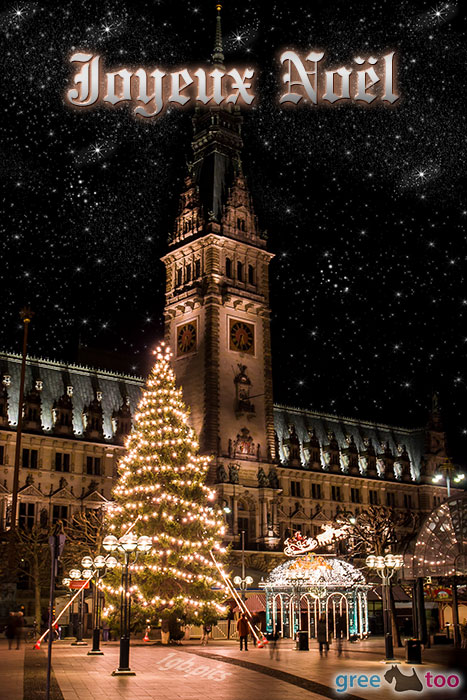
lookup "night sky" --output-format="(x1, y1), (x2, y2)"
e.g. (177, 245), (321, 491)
(2, 1), (467, 457)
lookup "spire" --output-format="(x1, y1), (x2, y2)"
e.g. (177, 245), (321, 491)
(212, 3), (225, 69)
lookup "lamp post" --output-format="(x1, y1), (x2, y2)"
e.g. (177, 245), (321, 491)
(366, 553), (403, 662)
(432, 459), (465, 498)
(69, 567), (93, 646)
(103, 533), (152, 676)
(81, 554), (118, 656)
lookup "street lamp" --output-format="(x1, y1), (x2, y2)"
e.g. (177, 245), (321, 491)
(103, 533), (152, 676)
(69, 567), (93, 646)
(432, 459), (465, 498)
(83, 554), (118, 656)
(366, 553), (403, 662)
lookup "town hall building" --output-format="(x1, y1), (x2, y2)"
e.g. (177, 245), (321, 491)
(0, 12), (455, 556)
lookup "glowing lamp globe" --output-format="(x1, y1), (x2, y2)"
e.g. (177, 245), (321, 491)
(384, 554), (396, 568)
(375, 556), (385, 570)
(94, 555), (106, 569)
(245, 576), (254, 585)
(106, 556), (118, 569)
(69, 569), (81, 580)
(394, 555), (404, 569)
(119, 533), (138, 552)
(81, 556), (93, 569)
(233, 576), (242, 585)
(62, 578), (71, 586)
(102, 535), (119, 552)
(137, 535), (153, 552)
(82, 569), (93, 579)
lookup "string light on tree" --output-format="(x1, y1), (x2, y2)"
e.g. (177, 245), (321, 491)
(103, 342), (228, 633)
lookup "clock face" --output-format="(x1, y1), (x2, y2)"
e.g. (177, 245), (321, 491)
(177, 321), (197, 355)
(229, 319), (254, 354)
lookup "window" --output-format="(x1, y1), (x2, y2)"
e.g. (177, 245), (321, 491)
(237, 218), (245, 231)
(86, 456), (101, 476)
(386, 492), (396, 507)
(290, 481), (301, 497)
(19, 502), (35, 529)
(237, 261), (244, 282)
(311, 483), (321, 499)
(403, 493), (412, 509)
(194, 260), (201, 278)
(186, 264), (191, 283)
(225, 258), (232, 278)
(26, 406), (39, 421)
(0, 445), (4, 465)
(351, 487), (361, 503)
(176, 269), (182, 286)
(248, 265), (255, 285)
(22, 448), (38, 469)
(331, 485), (342, 501)
(55, 452), (70, 472)
(369, 490), (379, 505)
(434, 495), (441, 507)
(52, 505), (68, 524)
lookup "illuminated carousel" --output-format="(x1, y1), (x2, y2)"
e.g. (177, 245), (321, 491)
(260, 532), (371, 641)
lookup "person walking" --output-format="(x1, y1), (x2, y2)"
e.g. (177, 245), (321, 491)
(237, 612), (249, 651)
(269, 626), (280, 661)
(317, 615), (329, 656)
(201, 623), (212, 646)
(5, 612), (16, 650)
(15, 612), (24, 649)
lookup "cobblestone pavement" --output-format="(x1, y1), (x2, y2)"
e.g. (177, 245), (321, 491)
(1, 637), (466, 700)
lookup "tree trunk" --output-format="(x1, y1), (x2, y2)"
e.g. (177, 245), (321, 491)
(33, 553), (42, 630)
(389, 583), (402, 647)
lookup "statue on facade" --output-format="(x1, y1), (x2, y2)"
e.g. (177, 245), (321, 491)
(257, 467), (268, 488)
(268, 467), (279, 489)
(234, 364), (255, 414)
(228, 463), (240, 484)
(216, 463), (227, 483)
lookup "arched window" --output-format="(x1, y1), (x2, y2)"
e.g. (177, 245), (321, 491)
(194, 259), (201, 278)
(226, 257), (232, 278)
(237, 218), (246, 231)
(248, 265), (254, 284)
(237, 261), (244, 282)
(176, 269), (182, 287)
(186, 264), (191, 283)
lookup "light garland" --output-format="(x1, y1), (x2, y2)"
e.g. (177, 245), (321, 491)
(104, 342), (227, 622)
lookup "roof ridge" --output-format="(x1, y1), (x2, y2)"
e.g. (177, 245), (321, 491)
(273, 403), (424, 434)
(0, 351), (144, 383)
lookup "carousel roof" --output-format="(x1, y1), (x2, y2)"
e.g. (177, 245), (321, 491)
(260, 554), (366, 589)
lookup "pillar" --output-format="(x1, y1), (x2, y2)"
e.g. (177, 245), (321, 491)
(416, 577), (428, 644)
(452, 581), (460, 648)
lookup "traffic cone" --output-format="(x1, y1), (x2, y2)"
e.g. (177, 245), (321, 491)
(143, 628), (150, 642)
(34, 640), (41, 650)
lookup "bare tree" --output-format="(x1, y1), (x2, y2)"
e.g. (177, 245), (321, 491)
(62, 508), (107, 572)
(337, 506), (417, 647)
(15, 525), (52, 626)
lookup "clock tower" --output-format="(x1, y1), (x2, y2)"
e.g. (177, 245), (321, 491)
(161, 14), (275, 475)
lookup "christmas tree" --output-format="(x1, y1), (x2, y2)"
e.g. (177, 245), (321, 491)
(103, 342), (228, 631)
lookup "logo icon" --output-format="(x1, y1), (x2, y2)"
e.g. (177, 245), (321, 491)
(384, 666), (423, 693)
